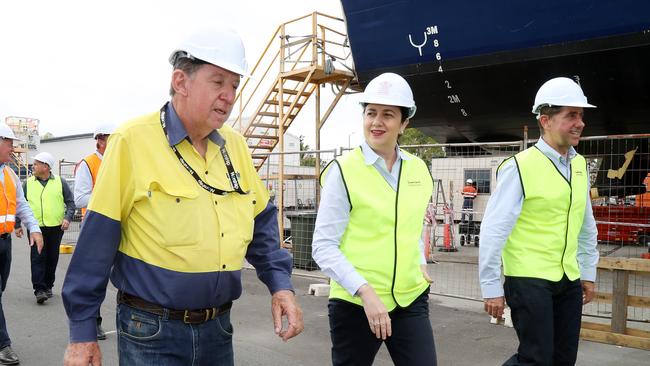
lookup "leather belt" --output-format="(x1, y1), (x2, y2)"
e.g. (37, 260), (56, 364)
(117, 291), (232, 324)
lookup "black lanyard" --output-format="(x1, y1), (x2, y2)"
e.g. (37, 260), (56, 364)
(160, 103), (248, 196)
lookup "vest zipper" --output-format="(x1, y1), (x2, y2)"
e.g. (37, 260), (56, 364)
(40, 182), (45, 225)
(562, 169), (572, 275)
(390, 161), (403, 307)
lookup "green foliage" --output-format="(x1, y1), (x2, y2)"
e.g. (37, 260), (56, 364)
(399, 128), (444, 166)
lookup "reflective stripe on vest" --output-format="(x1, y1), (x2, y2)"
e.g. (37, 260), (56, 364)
(0, 167), (17, 234)
(502, 147), (587, 281)
(26, 175), (65, 227)
(322, 147), (432, 310)
(80, 153), (102, 217)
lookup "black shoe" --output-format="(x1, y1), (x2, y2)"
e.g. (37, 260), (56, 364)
(96, 323), (107, 340)
(45, 289), (53, 298)
(35, 291), (48, 304)
(0, 346), (19, 365)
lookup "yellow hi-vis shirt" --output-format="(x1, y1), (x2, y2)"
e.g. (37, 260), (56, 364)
(502, 146), (587, 281)
(323, 147), (432, 310)
(88, 111), (269, 273)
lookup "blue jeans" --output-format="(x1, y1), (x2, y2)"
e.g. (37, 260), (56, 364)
(117, 303), (234, 366)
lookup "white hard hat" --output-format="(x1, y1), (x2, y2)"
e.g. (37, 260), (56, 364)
(532, 77), (596, 115)
(94, 123), (116, 138)
(358, 73), (417, 119)
(466, 179), (473, 184)
(33, 152), (55, 169)
(169, 27), (250, 78)
(0, 123), (19, 140)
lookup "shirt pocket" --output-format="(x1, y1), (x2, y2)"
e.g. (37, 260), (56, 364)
(146, 182), (201, 247)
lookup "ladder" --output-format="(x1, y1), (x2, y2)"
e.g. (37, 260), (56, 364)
(429, 179), (458, 252)
(230, 12), (358, 171)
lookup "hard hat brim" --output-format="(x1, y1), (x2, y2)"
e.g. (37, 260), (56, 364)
(532, 101), (596, 114)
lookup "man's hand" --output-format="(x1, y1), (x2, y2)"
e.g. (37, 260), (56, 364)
(14, 227), (23, 238)
(271, 290), (303, 341)
(62, 219), (71, 231)
(64, 342), (102, 366)
(420, 264), (433, 284)
(581, 280), (595, 304)
(357, 284), (391, 340)
(483, 296), (505, 320)
(29, 232), (44, 254)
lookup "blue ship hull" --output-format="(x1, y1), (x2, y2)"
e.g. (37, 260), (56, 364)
(341, 0), (650, 142)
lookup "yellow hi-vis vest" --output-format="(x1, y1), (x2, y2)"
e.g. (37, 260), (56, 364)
(501, 147), (587, 281)
(322, 147), (433, 310)
(26, 175), (65, 227)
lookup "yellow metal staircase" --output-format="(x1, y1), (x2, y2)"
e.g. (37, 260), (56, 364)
(231, 12), (359, 170)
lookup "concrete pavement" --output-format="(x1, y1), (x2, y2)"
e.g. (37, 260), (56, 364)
(2, 234), (648, 365)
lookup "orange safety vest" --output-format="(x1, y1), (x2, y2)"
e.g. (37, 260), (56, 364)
(0, 166), (17, 234)
(79, 153), (102, 217)
(461, 185), (477, 199)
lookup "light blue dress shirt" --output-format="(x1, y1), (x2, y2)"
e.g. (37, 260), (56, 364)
(312, 141), (426, 296)
(0, 164), (41, 233)
(478, 138), (599, 299)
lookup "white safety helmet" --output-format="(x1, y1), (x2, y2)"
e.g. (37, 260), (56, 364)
(0, 123), (19, 140)
(33, 152), (55, 170)
(358, 73), (417, 119)
(93, 123), (116, 139)
(532, 77), (596, 116)
(466, 179), (473, 184)
(169, 27), (251, 78)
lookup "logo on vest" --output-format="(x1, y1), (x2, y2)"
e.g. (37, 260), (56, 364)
(407, 179), (422, 186)
(575, 171), (583, 176)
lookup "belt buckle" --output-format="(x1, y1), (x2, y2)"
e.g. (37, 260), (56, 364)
(183, 308), (217, 324)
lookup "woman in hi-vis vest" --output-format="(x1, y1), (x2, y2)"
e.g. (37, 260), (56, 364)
(312, 73), (437, 366)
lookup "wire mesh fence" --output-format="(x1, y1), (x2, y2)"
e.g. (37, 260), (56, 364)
(59, 159), (82, 244)
(288, 135), (650, 323)
(257, 149), (337, 271)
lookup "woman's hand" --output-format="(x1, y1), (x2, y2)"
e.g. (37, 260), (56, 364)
(357, 284), (391, 340)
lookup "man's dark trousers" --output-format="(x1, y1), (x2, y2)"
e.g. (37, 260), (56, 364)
(0, 235), (13, 348)
(503, 275), (583, 366)
(30, 226), (64, 294)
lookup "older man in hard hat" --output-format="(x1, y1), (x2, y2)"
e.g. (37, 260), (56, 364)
(479, 77), (599, 365)
(16, 152), (75, 305)
(0, 122), (43, 365)
(62, 27), (303, 366)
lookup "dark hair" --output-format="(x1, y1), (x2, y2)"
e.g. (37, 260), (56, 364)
(537, 105), (564, 135)
(361, 103), (410, 122)
(169, 56), (208, 96)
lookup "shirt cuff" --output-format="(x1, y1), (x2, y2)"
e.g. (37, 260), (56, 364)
(340, 272), (367, 296)
(261, 271), (294, 295)
(27, 225), (41, 233)
(481, 282), (504, 299)
(69, 318), (98, 343)
(580, 267), (597, 283)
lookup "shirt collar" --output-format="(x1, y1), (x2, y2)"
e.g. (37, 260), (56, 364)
(165, 102), (225, 147)
(536, 137), (577, 163)
(360, 141), (411, 166)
